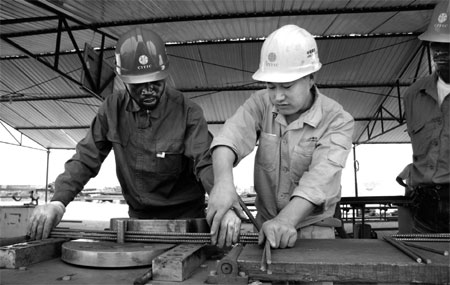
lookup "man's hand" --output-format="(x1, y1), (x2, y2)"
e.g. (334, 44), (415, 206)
(206, 181), (245, 246)
(216, 208), (242, 247)
(26, 201), (65, 240)
(258, 217), (298, 249)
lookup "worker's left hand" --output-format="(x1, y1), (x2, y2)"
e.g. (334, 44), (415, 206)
(258, 217), (297, 249)
(215, 208), (242, 248)
(26, 201), (65, 240)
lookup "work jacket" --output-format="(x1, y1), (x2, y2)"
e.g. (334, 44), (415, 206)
(211, 87), (354, 228)
(404, 73), (450, 186)
(52, 87), (214, 218)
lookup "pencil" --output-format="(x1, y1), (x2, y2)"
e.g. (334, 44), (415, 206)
(260, 243), (266, 271)
(404, 242), (449, 256)
(265, 239), (272, 274)
(383, 236), (422, 263)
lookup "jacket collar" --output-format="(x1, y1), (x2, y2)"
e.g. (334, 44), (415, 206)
(125, 87), (169, 119)
(420, 72), (439, 100)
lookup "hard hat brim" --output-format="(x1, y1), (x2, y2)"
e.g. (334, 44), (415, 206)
(252, 64), (322, 83)
(418, 31), (450, 43)
(118, 69), (169, 84)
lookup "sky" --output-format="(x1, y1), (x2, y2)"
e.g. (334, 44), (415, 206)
(1, 119), (413, 199)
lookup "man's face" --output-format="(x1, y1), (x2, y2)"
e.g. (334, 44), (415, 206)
(430, 42), (449, 83)
(126, 79), (166, 110)
(267, 75), (314, 117)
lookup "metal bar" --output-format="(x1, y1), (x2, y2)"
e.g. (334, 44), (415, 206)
(50, 228), (260, 244)
(45, 149), (50, 203)
(392, 233), (450, 238)
(237, 195), (260, 231)
(383, 236), (423, 263)
(404, 243), (449, 256)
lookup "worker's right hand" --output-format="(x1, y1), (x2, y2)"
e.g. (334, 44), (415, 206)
(258, 217), (297, 249)
(26, 201), (65, 240)
(206, 181), (245, 246)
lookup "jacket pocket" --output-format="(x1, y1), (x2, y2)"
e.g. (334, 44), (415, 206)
(410, 121), (431, 157)
(156, 141), (184, 175)
(290, 141), (316, 183)
(255, 132), (280, 172)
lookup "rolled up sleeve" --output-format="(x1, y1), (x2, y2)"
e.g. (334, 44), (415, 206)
(293, 112), (354, 212)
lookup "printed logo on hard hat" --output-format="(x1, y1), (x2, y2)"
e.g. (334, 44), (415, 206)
(137, 55), (153, 70)
(265, 52), (278, 68)
(438, 12), (447, 24)
(435, 12), (448, 31)
(268, 52), (277, 62)
(307, 48), (316, 58)
(139, 55), (149, 65)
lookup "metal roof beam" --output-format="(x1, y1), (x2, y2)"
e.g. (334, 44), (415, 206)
(181, 82), (411, 92)
(354, 40), (424, 144)
(16, 126), (90, 130)
(0, 16), (58, 25)
(14, 115), (402, 130)
(0, 94), (94, 103)
(1, 4), (434, 38)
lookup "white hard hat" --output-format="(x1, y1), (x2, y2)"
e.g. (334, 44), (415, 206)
(418, 1), (450, 43)
(252, 25), (322, 83)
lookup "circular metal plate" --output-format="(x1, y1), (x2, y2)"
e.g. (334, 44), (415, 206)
(61, 240), (175, 268)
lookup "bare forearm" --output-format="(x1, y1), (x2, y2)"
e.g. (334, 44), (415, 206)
(212, 146), (236, 186)
(276, 196), (316, 228)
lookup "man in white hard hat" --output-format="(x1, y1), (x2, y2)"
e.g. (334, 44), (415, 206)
(206, 25), (354, 248)
(27, 27), (214, 240)
(403, 1), (450, 233)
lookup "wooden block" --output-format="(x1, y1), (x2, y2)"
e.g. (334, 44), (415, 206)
(152, 243), (206, 281)
(0, 238), (67, 268)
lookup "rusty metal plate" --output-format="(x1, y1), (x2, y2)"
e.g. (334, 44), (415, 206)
(61, 240), (175, 268)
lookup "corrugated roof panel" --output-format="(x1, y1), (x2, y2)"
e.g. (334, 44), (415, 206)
(0, 0), (53, 21)
(170, 41), (260, 90)
(200, 44), (248, 87)
(318, 37), (421, 85)
(3, 30), (116, 56)
(3, 101), (54, 127)
(189, 90), (251, 122)
(0, 103), (30, 127)
(55, 98), (100, 126)
(167, 45), (209, 89)
(0, 57), (89, 99)
(319, 87), (384, 119)
(1, 0), (442, 148)
(20, 128), (81, 149)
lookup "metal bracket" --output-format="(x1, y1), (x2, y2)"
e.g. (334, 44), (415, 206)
(205, 243), (248, 284)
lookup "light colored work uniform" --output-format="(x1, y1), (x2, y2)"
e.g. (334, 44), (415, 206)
(211, 87), (354, 233)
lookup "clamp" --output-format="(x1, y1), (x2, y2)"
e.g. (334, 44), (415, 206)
(205, 243), (248, 284)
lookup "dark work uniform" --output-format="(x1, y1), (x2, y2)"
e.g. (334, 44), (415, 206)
(52, 87), (214, 219)
(404, 73), (449, 233)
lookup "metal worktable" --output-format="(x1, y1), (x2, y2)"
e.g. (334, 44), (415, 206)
(1, 239), (449, 285)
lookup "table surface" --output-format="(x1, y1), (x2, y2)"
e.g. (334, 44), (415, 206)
(239, 239), (449, 284)
(1, 239), (449, 285)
